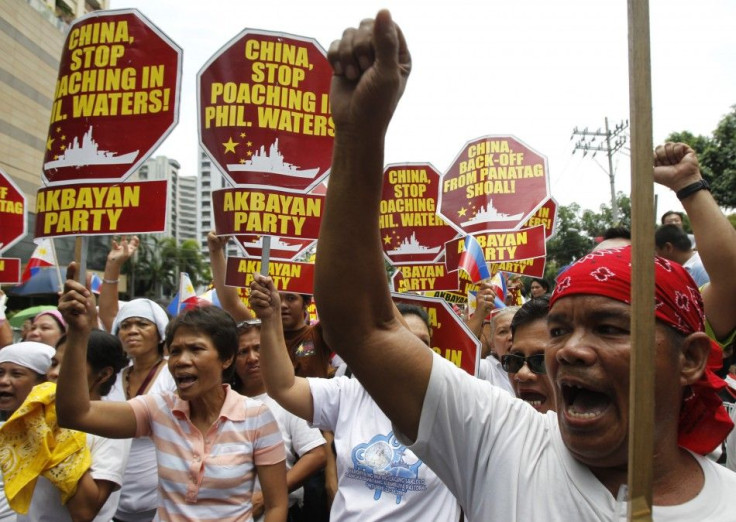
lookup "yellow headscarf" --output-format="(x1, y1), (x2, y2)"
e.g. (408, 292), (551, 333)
(0, 382), (90, 514)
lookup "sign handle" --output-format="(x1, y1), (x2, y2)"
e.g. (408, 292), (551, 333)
(627, 0), (655, 519)
(260, 236), (271, 276)
(74, 236), (88, 287)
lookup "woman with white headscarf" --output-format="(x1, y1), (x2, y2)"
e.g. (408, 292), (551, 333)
(106, 299), (175, 522)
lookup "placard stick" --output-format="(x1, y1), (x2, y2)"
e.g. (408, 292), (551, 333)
(49, 238), (63, 293)
(627, 0), (655, 519)
(260, 236), (271, 276)
(74, 236), (88, 286)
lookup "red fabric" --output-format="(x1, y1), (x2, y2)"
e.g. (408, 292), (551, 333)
(550, 245), (732, 455)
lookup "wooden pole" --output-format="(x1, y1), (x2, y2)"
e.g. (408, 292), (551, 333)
(627, 0), (655, 519)
(73, 236), (88, 286)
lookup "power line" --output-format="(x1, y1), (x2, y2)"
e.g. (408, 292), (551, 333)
(570, 117), (629, 224)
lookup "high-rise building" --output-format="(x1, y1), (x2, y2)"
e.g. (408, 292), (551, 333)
(131, 155), (197, 243)
(1, 0), (109, 264)
(196, 148), (239, 257)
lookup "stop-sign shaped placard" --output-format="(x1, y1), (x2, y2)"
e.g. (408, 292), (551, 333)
(42, 9), (181, 185)
(439, 136), (549, 234)
(380, 163), (458, 265)
(0, 169), (27, 253)
(392, 292), (480, 376)
(198, 30), (333, 192)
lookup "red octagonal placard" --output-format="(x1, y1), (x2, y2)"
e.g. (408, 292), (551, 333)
(439, 135), (549, 235)
(198, 29), (333, 192)
(42, 9), (181, 185)
(0, 168), (27, 253)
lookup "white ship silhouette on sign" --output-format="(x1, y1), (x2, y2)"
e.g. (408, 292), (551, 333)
(44, 126), (139, 169)
(242, 236), (302, 251)
(461, 200), (523, 227)
(228, 138), (320, 178)
(388, 232), (441, 255)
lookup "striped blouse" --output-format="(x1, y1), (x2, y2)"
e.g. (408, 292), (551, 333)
(129, 385), (285, 521)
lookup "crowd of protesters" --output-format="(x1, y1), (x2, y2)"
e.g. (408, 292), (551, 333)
(1, 9), (736, 522)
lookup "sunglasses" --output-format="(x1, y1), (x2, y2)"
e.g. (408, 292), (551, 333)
(501, 353), (546, 374)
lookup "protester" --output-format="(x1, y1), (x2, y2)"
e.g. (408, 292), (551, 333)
(312, 11), (736, 519)
(502, 296), (554, 413)
(528, 278), (550, 298)
(106, 298), (174, 522)
(0, 338), (126, 521)
(56, 270), (288, 521)
(249, 274), (462, 521)
(25, 310), (66, 348)
(233, 319), (327, 521)
(655, 224), (709, 286)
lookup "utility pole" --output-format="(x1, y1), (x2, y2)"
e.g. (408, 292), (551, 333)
(571, 117), (629, 224)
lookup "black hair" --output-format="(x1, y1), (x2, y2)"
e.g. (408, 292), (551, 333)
(510, 296), (550, 336)
(165, 306), (238, 381)
(300, 294), (312, 307)
(396, 303), (431, 332)
(661, 210), (685, 225)
(55, 330), (127, 397)
(530, 278), (550, 292)
(602, 226), (631, 240)
(655, 224), (692, 252)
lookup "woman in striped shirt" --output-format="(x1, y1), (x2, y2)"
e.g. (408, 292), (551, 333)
(56, 269), (289, 522)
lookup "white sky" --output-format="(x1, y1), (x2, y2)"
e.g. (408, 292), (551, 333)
(110, 0), (736, 217)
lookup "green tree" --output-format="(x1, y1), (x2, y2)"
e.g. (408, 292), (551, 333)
(667, 105), (736, 209)
(123, 236), (211, 300)
(545, 203), (595, 279)
(580, 193), (632, 238)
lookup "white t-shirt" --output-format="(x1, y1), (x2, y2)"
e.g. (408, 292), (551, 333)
(476, 356), (514, 395)
(309, 376), (461, 521)
(16, 433), (130, 522)
(251, 392), (326, 513)
(398, 352), (736, 521)
(104, 364), (176, 520)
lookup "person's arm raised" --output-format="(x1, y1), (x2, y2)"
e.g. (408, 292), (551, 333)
(314, 10), (430, 441)
(249, 274), (313, 421)
(98, 236), (138, 332)
(57, 264), (137, 439)
(654, 142), (736, 340)
(207, 231), (252, 322)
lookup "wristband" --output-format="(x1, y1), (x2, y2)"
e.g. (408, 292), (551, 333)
(103, 278), (119, 284)
(676, 179), (710, 201)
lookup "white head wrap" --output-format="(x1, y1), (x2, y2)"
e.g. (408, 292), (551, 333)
(112, 299), (169, 340)
(0, 342), (56, 375)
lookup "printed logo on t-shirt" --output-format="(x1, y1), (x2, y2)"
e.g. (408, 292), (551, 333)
(294, 340), (316, 358)
(346, 431), (427, 503)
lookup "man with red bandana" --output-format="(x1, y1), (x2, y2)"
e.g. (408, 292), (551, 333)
(314, 10), (736, 520)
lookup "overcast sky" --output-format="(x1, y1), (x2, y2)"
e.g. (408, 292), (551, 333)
(110, 0), (736, 217)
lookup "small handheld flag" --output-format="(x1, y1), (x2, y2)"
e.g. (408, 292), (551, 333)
(458, 235), (491, 283)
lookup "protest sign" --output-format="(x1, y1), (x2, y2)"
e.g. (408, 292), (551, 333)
(439, 136), (549, 234)
(225, 257), (314, 293)
(0, 168), (26, 254)
(198, 29), (332, 192)
(42, 9), (181, 185)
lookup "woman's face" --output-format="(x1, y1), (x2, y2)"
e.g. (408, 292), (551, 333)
(26, 314), (63, 347)
(0, 362), (43, 414)
(117, 317), (160, 359)
(167, 326), (232, 402)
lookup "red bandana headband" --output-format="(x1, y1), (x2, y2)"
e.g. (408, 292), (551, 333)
(550, 245), (732, 455)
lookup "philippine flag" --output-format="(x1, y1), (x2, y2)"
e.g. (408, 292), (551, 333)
(21, 238), (57, 283)
(167, 273), (199, 315)
(490, 271), (508, 306)
(458, 235), (491, 283)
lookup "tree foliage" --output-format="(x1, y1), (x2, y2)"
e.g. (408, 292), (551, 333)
(122, 236), (211, 300)
(667, 105), (736, 209)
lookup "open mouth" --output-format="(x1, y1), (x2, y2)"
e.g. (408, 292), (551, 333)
(519, 391), (547, 409)
(176, 374), (197, 390)
(561, 383), (611, 419)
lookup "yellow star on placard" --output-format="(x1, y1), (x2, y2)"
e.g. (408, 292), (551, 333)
(240, 132), (247, 138)
(457, 207), (467, 217)
(383, 234), (392, 244)
(46, 136), (54, 150)
(222, 137), (238, 153)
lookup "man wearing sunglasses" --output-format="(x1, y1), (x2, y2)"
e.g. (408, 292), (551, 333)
(314, 10), (736, 521)
(501, 297), (555, 413)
